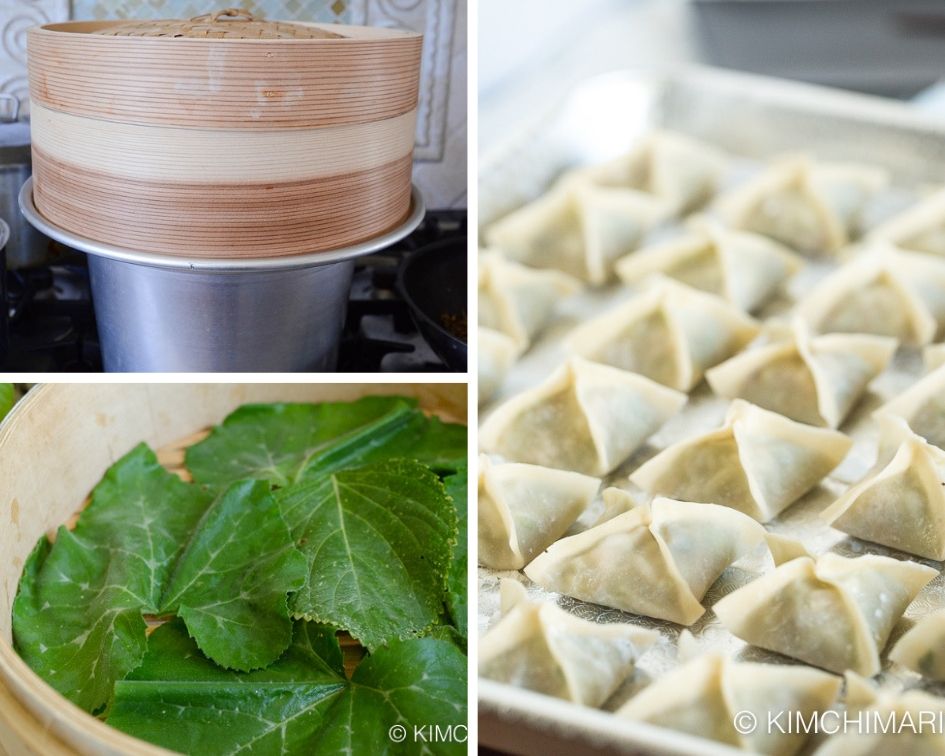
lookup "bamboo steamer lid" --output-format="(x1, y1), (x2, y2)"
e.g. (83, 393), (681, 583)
(0, 384), (466, 755)
(27, 9), (423, 259)
(93, 8), (344, 39)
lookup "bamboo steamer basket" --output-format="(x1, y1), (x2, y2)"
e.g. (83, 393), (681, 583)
(27, 9), (423, 258)
(0, 383), (467, 755)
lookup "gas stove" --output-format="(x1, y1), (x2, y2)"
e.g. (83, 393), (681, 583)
(1, 210), (467, 373)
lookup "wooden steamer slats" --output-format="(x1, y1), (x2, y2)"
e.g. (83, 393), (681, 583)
(27, 29), (422, 129)
(27, 18), (423, 258)
(33, 147), (413, 256)
(31, 103), (418, 183)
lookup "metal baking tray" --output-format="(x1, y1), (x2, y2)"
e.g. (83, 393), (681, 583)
(478, 66), (945, 755)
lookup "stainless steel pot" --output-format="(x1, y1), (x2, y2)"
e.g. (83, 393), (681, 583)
(19, 178), (425, 372)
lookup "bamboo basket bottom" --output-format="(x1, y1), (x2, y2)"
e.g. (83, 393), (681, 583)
(31, 148), (414, 258)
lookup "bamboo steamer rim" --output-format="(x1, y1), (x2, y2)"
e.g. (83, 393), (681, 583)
(92, 7), (345, 40)
(36, 17), (419, 43)
(0, 384), (466, 755)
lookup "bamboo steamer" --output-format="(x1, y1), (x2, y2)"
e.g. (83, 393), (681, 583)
(0, 383), (467, 755)
(27, 10), (423, 258)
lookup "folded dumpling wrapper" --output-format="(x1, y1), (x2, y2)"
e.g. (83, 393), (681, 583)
(717, 155), (887, 255)
(714, 552), (937, 676)
(875, 363), (945, 451)
(631, 399), (852, 522)
(484, 178), (672, 285)
(566, 277), (759, 391)
(815, 672), (945, 755)
(478, 327), (521, 405)
(869, 186), (945, 257)
(926, 343), (945, 371)
(479, 250), (581, 348)
(616, 218), (802, 313)
(889, 609), (945, 680)
(478, 455), (600, 570)
(592, 486), (645, 527)
(479, 356), (687, 476)
(478, 579), (658, 707)
(823, 415), (945, 560)
(706, 319), (896, 428)
(570, 131), (725, 215)
(797, 245), (945, 345)
(618, 638), (841, 756)
(524, 497), (766, 625)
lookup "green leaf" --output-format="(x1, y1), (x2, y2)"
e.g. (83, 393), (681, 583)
(0, 383), (15, 423)
(276, 461), (457, 651)
(317, 411), (467, 477)
(185, 398), (467, 489)
(443, 466), (468, 640)
(12, 444), (211, 712)
(109, 621), (467, 756)
(109, 620), (347, 754)
(12, 449), (307, 711)
(315, 637), (467, 756)
(185, 398), (417, 488)
(159, 479), (307, 671)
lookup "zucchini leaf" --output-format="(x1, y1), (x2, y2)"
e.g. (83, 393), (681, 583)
(314, 636), (467, 756)
(12, 444), (211, 712)
(443, 465), (468, 639)
(0, 383), (15, 422)
(13, 448), (305, 711)
(158, 479), (307, 672)
(109, 621), (467, 756)
(277, 461), (456, 650)
(109, 620), (347, 754)
(185, 398), (466, 489)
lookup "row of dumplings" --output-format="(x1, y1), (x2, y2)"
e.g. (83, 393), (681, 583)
(479, 131), (945, 405)
(478, 131), (945, 753)
(482, 579), (945, 756)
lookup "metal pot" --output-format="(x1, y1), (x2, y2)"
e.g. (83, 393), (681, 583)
(19, 178), (425, 372)
(0, 94), (45, 270)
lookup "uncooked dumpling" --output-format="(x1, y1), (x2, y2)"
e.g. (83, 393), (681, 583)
(479, 250), (581, 347)
(617, 643), (841, 756)
(566, 277), (759, 391)
(484, 179), (671, 285)
(713, 552), (936, 676)
(479, 580), (658, 707)
(616, 218), (801, 313)
(479, 357), (687, 476)
(797, 245), (945, 345)
(524, 497), (766, 625)
(572, 131), (725, 215)
(717, 155), (886, 255)
(479, 327), (520, 405)
(875, 363), (945, 450)
(478, 455), (600, 570)
(816, 672), (945, 755)
(926, 343), (945, 371)
(823, 415), (945, 560)
(706, 319), (896, 428)
(889, 609), (945, 680)
(869, 186), (945, 257)
(630, 399), (852, 522)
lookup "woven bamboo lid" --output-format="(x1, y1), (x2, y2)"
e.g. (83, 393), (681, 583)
(92, 7), (344, 39)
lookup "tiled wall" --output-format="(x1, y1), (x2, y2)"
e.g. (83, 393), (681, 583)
(70, 1), (349, 23)
(1, 0), (466, 209)
(0, 1), (69, 108)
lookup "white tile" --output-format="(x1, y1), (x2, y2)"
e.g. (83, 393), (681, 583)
(0, 0), (68, 115)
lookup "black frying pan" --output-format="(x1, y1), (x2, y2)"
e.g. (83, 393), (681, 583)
(397, 236), (467, 371)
